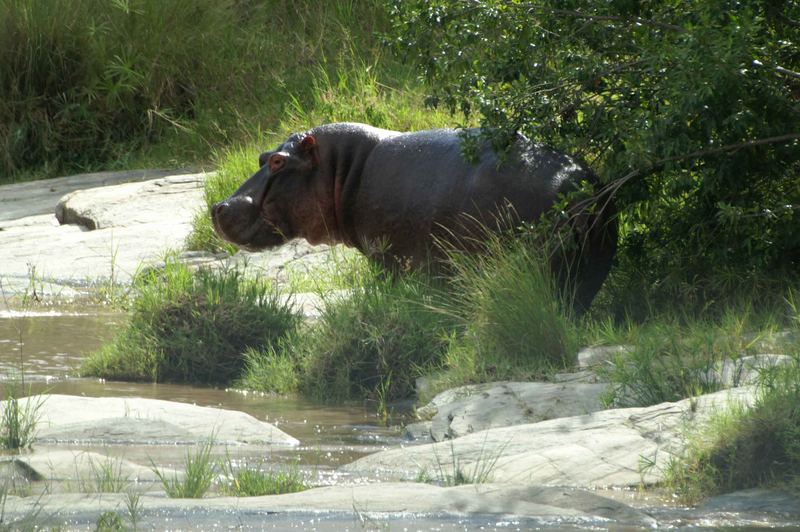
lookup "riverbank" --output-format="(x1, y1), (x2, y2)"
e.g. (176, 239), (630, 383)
(1, 172), (799, 529)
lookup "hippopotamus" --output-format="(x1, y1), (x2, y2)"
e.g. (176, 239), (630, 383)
(212, 122), (617, 311)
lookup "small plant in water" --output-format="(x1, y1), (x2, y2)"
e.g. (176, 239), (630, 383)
(152, 439), (217, 498)
(0, 383), (44, 451)
(220, 454), (307, 497)
(424, 436), (505, 486)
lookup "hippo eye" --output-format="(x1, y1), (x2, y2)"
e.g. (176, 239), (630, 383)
(268, 153), (286, 173)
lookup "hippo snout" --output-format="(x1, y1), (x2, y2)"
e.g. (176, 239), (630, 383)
(211, 194), (287, 250)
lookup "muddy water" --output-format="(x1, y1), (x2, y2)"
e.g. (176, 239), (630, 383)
(0, 310), (403, 483)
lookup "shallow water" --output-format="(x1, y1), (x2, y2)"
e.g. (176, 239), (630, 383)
(0, 310), (403, 481)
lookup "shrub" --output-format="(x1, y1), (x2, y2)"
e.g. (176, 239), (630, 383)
(81, 257), (300, 385)
(294, 264), (456, 402)
(220, 456), (307, 497)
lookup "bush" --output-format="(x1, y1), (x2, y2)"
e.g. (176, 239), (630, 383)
(389, 0), (800, 316)
(0, 0), (399, 181)
(80, 257), (300, 385)
(595, 308), (788, 407)
(294, 264), (456, 402)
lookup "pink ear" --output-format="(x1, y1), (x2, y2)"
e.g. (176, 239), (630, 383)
(299, 135), (320, 167)
(268, 153), (285, 173)
(299, 135), (316, 150)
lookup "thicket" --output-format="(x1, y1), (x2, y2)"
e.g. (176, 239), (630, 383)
(389, 0), (800, 316)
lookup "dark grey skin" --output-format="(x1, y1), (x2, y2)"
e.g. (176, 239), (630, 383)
(212, 122), (617, 311)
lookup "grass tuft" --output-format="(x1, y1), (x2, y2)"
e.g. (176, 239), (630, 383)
(0, 386), (44, 451)
(80, 256), (300, 385)
(424, 227), (579, 398)
(293, 263), (456, 402)
(153, 439), (217, 499)
(220, 456), (307, 497)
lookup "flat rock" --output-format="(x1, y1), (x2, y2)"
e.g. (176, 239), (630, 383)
(8, 394), (298, 446)
(344, 387), (757, 488)
(701, 354), (795, 388)
(0, 483), (655, 529)
(0, 169), (195, 222)
(1, 450), (172, 484)
(0, 171), (339, 301)
(415, 381), (608, 441)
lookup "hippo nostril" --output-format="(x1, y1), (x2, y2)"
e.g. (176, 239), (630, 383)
(211, 201), (227, 217)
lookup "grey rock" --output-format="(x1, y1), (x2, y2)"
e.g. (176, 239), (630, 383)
(1, 450), (173, 484)
(402, 421), (433, 441)
(0, 168), (197, 222)
(577, 345), (631, 368)
(701, 488), (800, 515)
(8, 394), (298, 446)
(700, 354), (795, 388)
(416, 381), (608, 441)
(344, 387), (757, 488)
(0, 483), (655, 529)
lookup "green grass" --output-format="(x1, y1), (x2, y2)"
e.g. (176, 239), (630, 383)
(220, 457), (307, 497)
(297, 264), (456, 402)
(664, 357), (800, 503)
(80, 255), (300, 385)
(0, 385), (44, 451)
(590, 307), (790, 408)
(420, 227), (580, 400)
(1, 1), (419, 183)
(153, 439), (217, 499)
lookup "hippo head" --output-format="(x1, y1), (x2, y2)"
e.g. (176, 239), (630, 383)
(211, 133), (330, 251)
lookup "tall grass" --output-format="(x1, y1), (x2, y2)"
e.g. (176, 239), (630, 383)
(592, 306), (789, 407)
(80, 256), (300, 384)
(153, 439), (217, 499)
(294, 264), (456, 402)
(0, 385), (43, 451)
(423, 227), (579, 398)
(0, 0), (403, 181)
(664, 357), (800, 503)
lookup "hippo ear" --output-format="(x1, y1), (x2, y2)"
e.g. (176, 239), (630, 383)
(299, 135), (320, 167)
(268, 153), (285, 173)
(258, 151), (271, 168)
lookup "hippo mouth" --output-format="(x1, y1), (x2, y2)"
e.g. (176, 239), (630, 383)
(211, 197), (287, 251)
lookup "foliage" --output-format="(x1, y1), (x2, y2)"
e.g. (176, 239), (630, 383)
(80, 256), (300, 385)
(236, 344), (299, 396)
(389, 0), (800, 315)
(294, 263), (456, 402)
(595, 311), (783, 407)
(665, 357), (800, 502)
